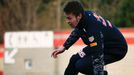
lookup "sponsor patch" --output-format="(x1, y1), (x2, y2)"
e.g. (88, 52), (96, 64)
(89, 36), (94, 42)
(90, 42), (97, 47)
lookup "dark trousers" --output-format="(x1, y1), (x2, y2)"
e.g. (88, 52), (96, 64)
(64, 46), (127, 75)
(64, 53), (104, 75)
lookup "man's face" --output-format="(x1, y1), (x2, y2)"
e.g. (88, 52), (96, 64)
(64, 13), (82, 28)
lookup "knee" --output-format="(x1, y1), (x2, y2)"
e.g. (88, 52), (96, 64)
(70, 54), (87, 72)
(75, 62), (83, 72)
(75, 61), (90, 74)
(69, 54), (80, 63)
(117, 50), (127, 61)
(118, 46), (128, 60)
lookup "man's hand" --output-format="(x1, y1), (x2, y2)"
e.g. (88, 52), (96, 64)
(51, 46), (66, 58)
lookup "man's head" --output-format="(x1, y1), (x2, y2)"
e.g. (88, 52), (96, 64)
(63, 1), (84, 28)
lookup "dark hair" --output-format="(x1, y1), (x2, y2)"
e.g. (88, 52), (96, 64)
(63, 1), (84, 16)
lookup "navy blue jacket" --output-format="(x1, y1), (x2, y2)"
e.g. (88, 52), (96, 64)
(63, 11), (128, 54)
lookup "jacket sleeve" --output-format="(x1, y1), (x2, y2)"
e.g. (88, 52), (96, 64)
(63, 28), (81, 50)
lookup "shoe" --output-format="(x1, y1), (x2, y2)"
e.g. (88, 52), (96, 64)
(104, 70), (108, 75)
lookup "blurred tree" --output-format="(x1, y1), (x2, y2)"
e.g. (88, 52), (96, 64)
(0, 11), (4, 43)
(37, 0), (52, 14)
(0, 0), (4, 6)
(0, 0), (5, 43)
(0, 0), (42, 31)
(114, 0), (134, 27)
(37, 0), (63, 31)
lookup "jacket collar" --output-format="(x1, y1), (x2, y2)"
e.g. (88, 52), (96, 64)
(75, 12), (86, 29)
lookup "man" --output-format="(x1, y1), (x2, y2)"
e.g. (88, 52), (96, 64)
(51, 1), (128, 75)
